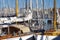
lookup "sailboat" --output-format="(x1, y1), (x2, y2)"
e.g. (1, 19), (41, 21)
(0, 0), (32, 24)
(0, 0), (34, 40)
(0, 0), (60, 40)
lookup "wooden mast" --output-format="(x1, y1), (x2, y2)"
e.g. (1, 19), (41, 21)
(53, 0), (57, 31)
(16, 0), (18, 17)
(15, 0), (18, 25)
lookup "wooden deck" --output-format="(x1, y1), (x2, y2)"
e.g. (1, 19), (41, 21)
(0, 32), (33, 40)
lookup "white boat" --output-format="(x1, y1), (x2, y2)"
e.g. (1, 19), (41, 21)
(0, 9), (32, 24)
(0, 0), (60, 40)
(1, 34), (59, 40)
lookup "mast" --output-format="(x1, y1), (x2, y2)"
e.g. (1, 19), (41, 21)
(3, 0), (5, 16)
(42, 0), (44, 29)
(30, 0), (32, 10)
(29, 0), (32, 28)
(7, 0), (10, 34)
(0, 0), (2, 34)
(25, 0), (27, 10)
(36, 0), (40, 27)
(53, 0), (57, 31)
(42, 0), (44, 18)
(16, 0), (18, 17)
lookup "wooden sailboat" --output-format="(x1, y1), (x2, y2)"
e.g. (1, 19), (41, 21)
(37, 0), (60, 40)
(0, 0), (33, 40)
(0, 0), (60, 40)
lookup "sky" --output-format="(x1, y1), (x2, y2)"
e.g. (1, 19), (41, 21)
(0, 0), (60, 8)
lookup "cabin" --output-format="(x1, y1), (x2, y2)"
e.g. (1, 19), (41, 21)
(0, 24), (31, 36)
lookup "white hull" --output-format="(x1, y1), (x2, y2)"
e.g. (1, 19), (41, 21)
(37, 35), (58, 40)
(2, 35), (59, 40)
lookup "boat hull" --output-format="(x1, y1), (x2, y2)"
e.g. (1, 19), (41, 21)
(2, 35), (60, 40)
(2, 34), (33, 40)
